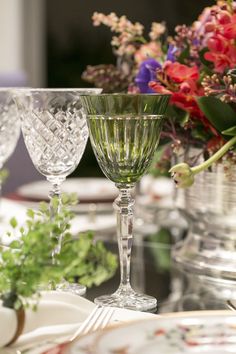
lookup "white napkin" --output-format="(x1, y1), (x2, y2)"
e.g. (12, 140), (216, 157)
(9, 291), (156, 352)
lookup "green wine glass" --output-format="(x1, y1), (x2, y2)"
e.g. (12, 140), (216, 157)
(80, 94), (170, 311)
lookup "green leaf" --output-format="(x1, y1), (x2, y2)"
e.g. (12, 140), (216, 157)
(0, 169), (9, 184)
(39, 202), (49, 214)
(199, 48), (212, 69)
(9, 240), (21, 249)
(178, 45), (190, 64)
(10, 217), (18, 229)
(27, 209), (35, 219)
(197, 96), (236, 133)
(222, 126), (236, 136)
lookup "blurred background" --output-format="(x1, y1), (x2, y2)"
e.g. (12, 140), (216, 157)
(1, 0), (215, 194)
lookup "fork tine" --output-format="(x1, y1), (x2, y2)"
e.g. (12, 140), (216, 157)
(70, 305), (100, 341)
(92, 307), (115, 332)
(70, 306), (115, 342)
(79, 306), (104, 335)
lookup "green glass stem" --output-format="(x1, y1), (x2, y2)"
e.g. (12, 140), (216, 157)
(114, 184), (135, 291)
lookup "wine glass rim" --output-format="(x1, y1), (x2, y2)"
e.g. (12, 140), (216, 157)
(80, 93), (171, 97)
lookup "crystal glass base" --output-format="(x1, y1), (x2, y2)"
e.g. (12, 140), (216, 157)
(94, 286), (157, 312)
(173, 228), (236, 281)
(56, 281), (86, 296)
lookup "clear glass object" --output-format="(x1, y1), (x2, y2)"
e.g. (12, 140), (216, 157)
(173, 148), (236, 282)
(0, 89), (21, 203)
(14, 88), (101, 295)
(80, 93), (170, 311)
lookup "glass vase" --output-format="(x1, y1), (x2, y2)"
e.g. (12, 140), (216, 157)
(173, 149), (236, 282)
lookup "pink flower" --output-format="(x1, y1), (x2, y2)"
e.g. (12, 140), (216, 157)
(149, 22), (166, 40)
(134, 42), (163, 64)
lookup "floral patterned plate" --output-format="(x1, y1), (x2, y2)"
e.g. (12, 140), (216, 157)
(65, 311), (236, 354)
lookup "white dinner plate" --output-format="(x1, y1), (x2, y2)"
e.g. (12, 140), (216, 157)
(71, 213), (116, 234)
(65, 311), (236, 354)
(17, 178), (118, 202)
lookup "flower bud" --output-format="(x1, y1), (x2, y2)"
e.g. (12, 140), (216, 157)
(169, 163), (195, 188)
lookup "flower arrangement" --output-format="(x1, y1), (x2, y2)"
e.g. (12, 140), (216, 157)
(83, 1), (236, 184)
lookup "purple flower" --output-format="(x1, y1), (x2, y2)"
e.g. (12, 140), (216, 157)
(192, 38), (200, 46)
(166, 44), (178, 62)
(135, 58), (161, 93)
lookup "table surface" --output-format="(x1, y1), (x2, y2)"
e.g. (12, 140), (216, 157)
(6, 194), (233, 315)
(85, 207), (232, 314)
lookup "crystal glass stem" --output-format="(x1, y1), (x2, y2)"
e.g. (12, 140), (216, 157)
(114, 184), (135, 292)
(48, 177), (65, 256)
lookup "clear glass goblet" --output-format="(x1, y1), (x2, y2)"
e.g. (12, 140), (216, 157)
(0, 89), (21, 204)
(14, 88), (101, 294)
(80, 93), (170, 311)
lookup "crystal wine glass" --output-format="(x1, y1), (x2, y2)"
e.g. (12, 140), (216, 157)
(0, 89), (21, 202)
(14, 88), (101, 294)
(80, 93), (170, 311)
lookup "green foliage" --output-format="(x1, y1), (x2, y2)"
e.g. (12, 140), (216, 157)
(197, 96), (236, 135)
(198, 48), (213, 72)
(59, 232), (117, 287)
(149, 146), (170, 177)
(177, 45), (190, 65)
(0, 169), (9, 185)
(149, 228), (171, 272)
(222, 126), (236, 136)
(0, 195), (117, 309)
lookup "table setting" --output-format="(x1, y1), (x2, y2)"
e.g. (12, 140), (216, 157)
(1, 1), (236, 353)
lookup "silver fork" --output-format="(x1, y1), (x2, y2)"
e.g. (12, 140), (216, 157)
(12, 306), (115, 354)
(69, 305), (115, 342)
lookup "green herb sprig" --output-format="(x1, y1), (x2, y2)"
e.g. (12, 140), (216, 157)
(0, 194), (117, 310)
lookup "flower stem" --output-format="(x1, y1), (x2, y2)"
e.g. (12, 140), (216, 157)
(192, 136), (236, 174)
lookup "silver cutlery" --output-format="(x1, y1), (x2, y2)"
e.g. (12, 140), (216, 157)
(70, 305), (115, 342)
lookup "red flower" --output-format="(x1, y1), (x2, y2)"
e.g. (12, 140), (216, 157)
(222, 14), (236, 39)
(165, 62), (199, 83)
(205, 42), (236, 73)
(149, 81), (172, 94)
(204, 52), (231, 72)
(207, 136), (224, 152)
(218, 11), (231, 25)
(170, 92), (203, 119)
(207, 35), (227, 53)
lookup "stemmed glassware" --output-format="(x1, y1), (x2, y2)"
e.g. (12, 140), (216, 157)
(0, 89), (21, 203)
(14, 88), (101, 294)
(80, 93), (170, 311)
